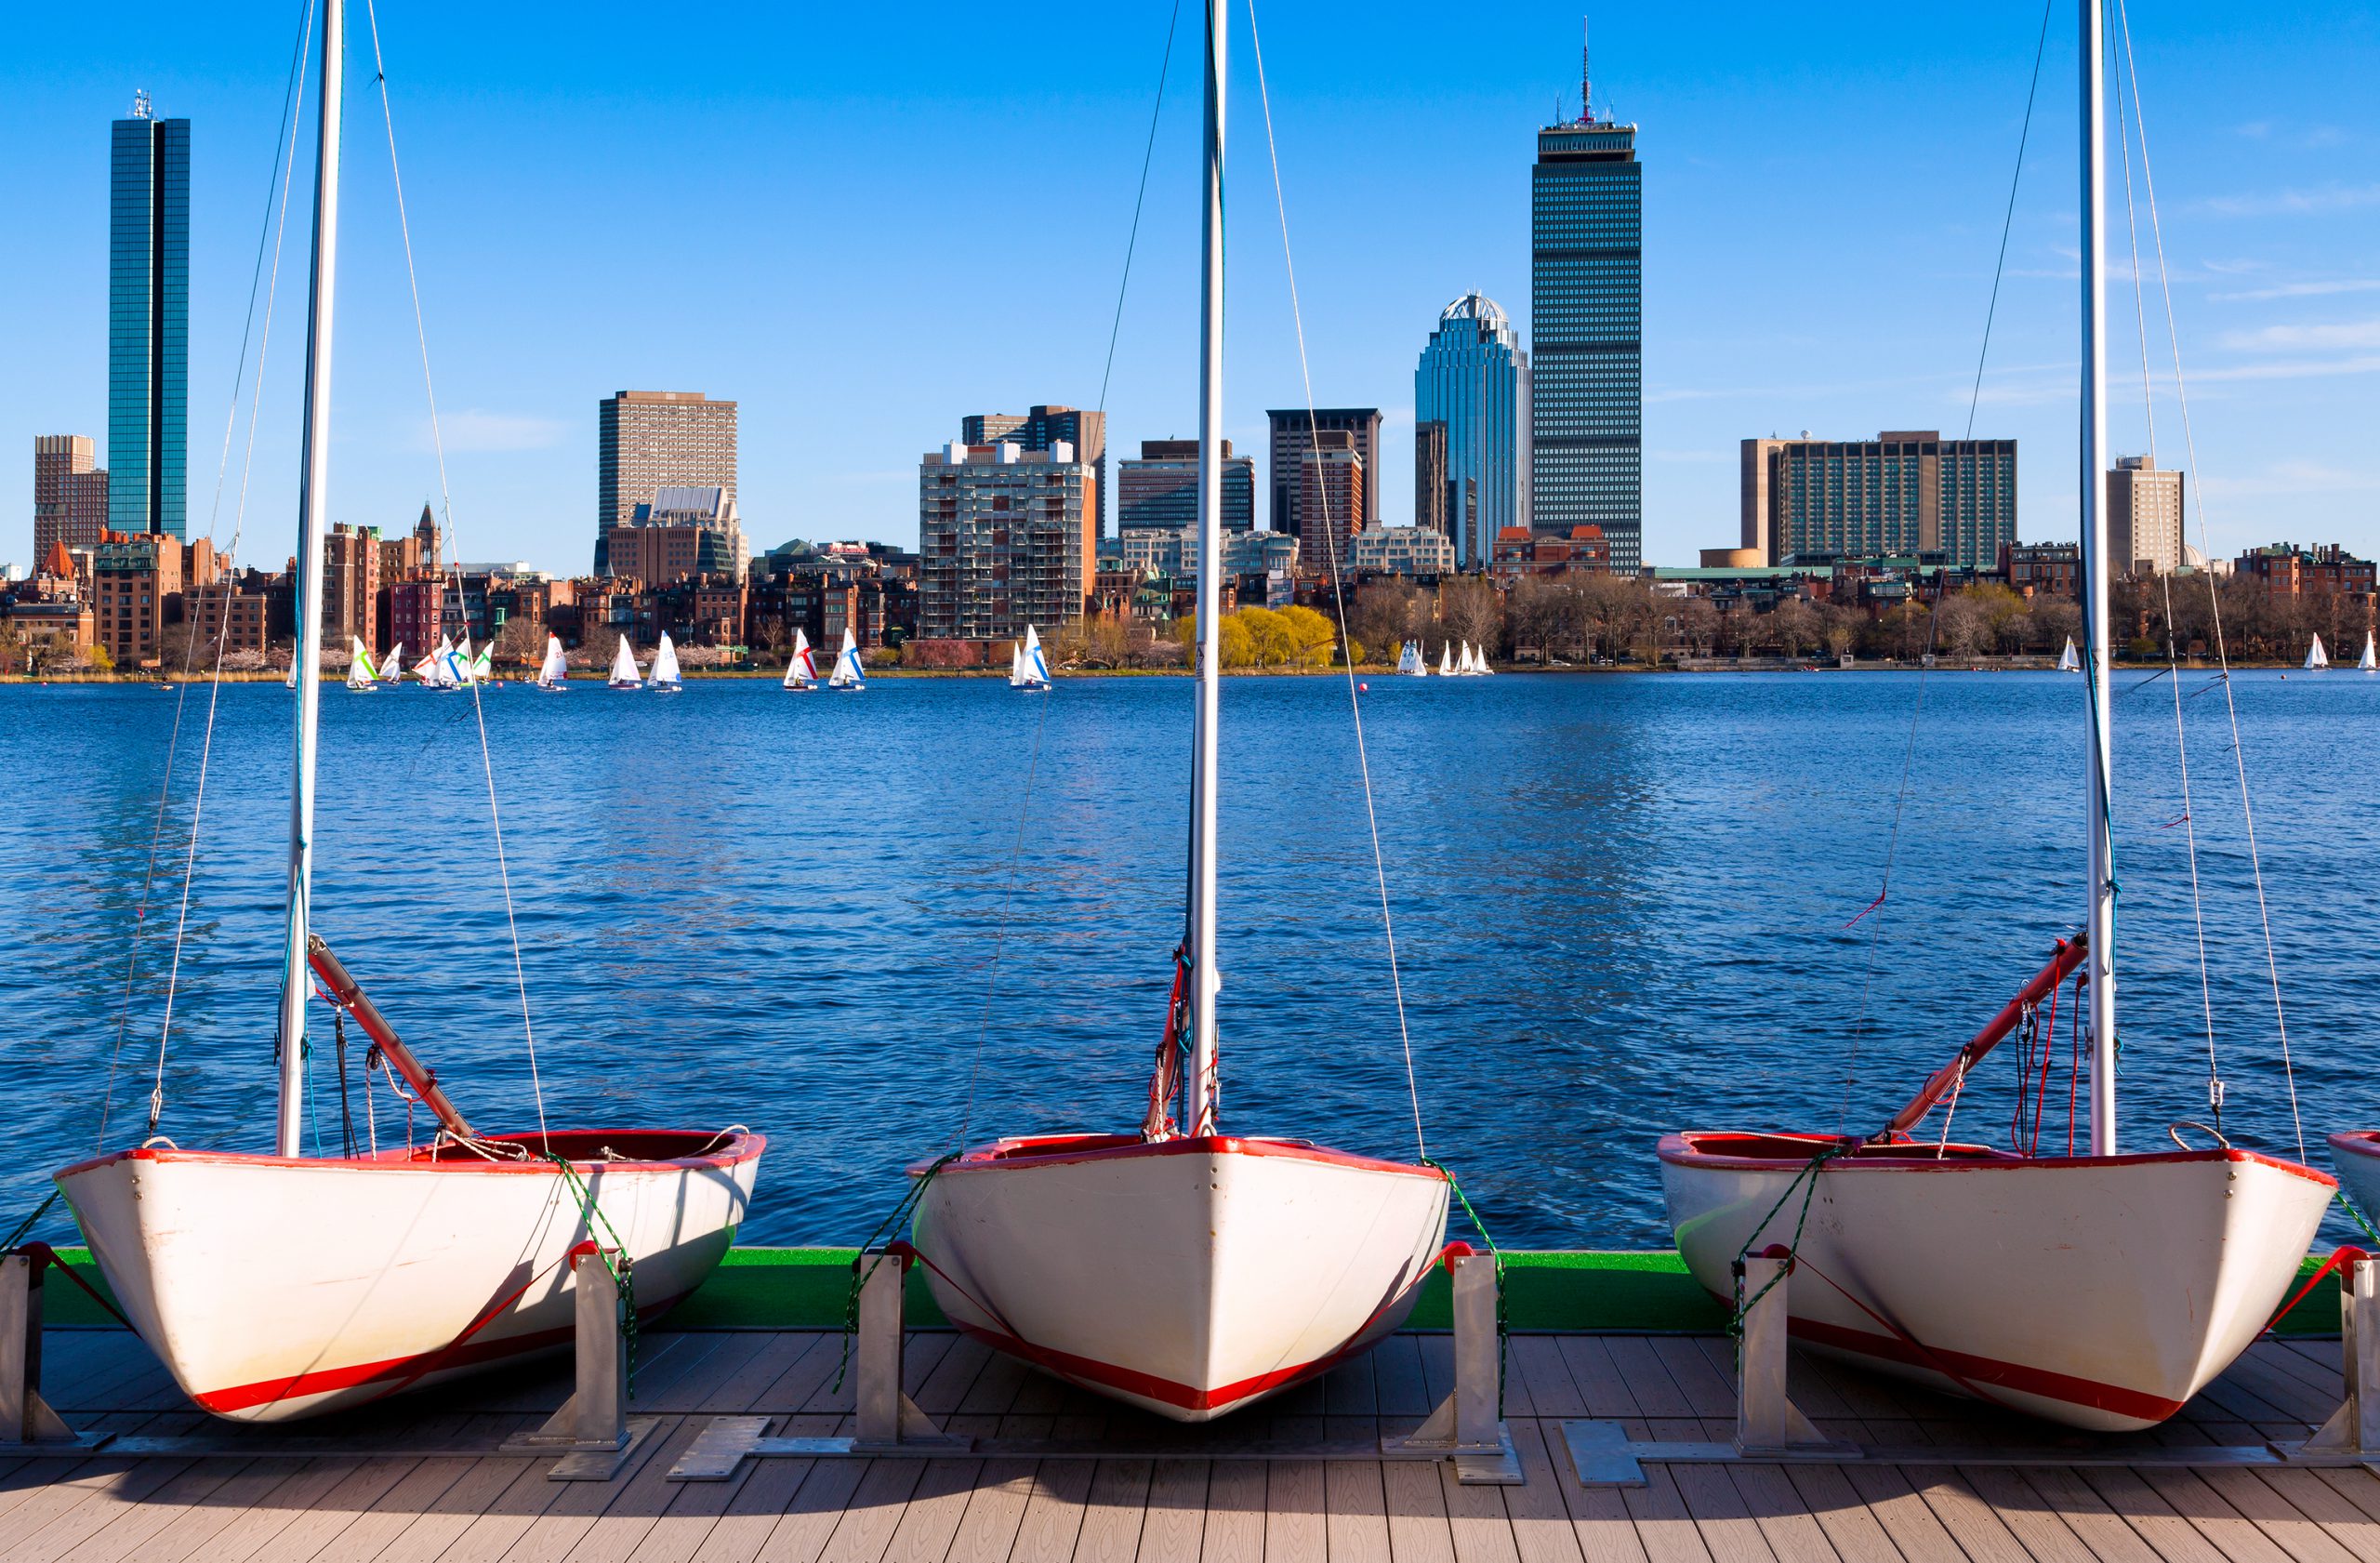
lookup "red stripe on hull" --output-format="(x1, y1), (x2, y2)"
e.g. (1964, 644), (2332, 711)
(1789, 1315), (2185, 1424)
(190, 1291), (687, 1414)
(948, 1317), (1381, 1415)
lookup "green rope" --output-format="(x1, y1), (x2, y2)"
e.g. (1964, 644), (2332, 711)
(2340, 1190), (2380, 1247)
(539, 1151), (638, 1399)
(1423, 1156), (1505, 1416)
(1728, 1141), (1848, 1345)
(831, 1152), (961, 1395)
(3, 1190), (60, 1253)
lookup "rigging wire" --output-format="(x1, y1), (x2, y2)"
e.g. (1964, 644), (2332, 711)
(1245, 0), (1427, 1159)
(364, 0), (549, 1146)
(120, 0), (317, 1147)
(1836, 0), (2053, 1133)
(958, 0), (1177, 1146)
(2111, 22), (2226, 1134)
(2112, 0), (2303, 1159)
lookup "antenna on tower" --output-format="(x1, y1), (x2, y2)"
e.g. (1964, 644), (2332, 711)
(131, 88), (152, 120)
(1580, 17), (1592, 123)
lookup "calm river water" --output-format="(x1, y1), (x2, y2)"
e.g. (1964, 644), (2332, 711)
(3, 668), (2374, 1249)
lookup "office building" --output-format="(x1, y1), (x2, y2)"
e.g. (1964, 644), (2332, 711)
(1348, 524), (1456, 577)
(1415, 293), (1529, 569)
(321, 523), (380, 651)
(1414, 421), (1449, 536)
(2109, 456), (2184, 577)
(33, 436), (111, 560)
(962, 406), (1106, 532)
(110, 97), (190, 538)
(1182, 528), (1298, 577)
(602, 483), (746, 579)
(918, 440), (1094, 641)
(1298, 431), (1367, 582)
(1116, 438), (1254, 534)
(1267, 407), (1381, 542)
(596, 391), (737, 548)
(1743, 431), (2017, 571)
(1531, 40), (1640, 567)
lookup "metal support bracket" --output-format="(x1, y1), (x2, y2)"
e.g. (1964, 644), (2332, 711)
(671, 1244), (966, 1480)
(497, 1246), (658, 1480)
(2279, 1253), (2380, 1468)
(0, 1251), (109, 1455)
(1381, 1248), (1522, 1483)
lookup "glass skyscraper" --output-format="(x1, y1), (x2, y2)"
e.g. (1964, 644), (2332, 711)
(1531, 57), (1639, 571)
(1414, 294), (1529, 570)
(109, 101), (190, 539)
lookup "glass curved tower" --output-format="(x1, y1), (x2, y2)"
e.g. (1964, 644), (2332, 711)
(1414, 292), (1529, 570)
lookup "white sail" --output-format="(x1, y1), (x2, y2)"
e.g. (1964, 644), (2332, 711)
(1011, 624), (1049, 690)
(470, 643), (494, 682)
(284, 658), (299, 689)
(2361, 632), (2376, 672)
(783, 628), (815, 689)
(346, 636), (376, 689)
(443, 634), (474, 686)
(2057, 636), (2081, 672)
(828, 626), (864, 689)
(1460, 642), (1479, 676)
(412, 645), (441, 683)
(2305, 633), (2329, 671)
(608, 637), (642, 689)
(537, 634), (567, 688)
(651, 630), (683, 689)
(1437, 642), (1453, 676)
(382, 641), (403, 682)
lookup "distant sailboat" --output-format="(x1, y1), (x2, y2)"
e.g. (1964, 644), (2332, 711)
(284, 657), (299, 689)
(345, 637), (377, 692)
(827, 627), (865, 691)
(649, 631), (684, 693)
(1010, 624), (1050, 691)
(607, 637), (643, 691)
(2360, 631), (2376, 672)
(782, 628), (817, 692)
(443, 634), (474, 688)
(2057, 636), (2082, 672)
(1437, 642), (1453, 677)
(2305, 633), (2330, 672)
(469, 642), (499, 688)
(412, 641), (443, 686)
(381, 640), (404, 684)
(1395, 641), (1427, 677)
(536, 634), (568, 691)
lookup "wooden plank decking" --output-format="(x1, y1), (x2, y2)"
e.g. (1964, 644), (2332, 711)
(2, 1326), (2375, 1561)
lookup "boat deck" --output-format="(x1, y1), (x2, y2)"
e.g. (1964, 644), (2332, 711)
(6, 1324), (2375, 1562)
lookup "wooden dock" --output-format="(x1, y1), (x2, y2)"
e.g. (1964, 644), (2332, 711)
(5, 1324), (2376, 1561)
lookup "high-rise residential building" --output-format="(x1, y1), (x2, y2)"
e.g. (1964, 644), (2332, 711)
(2109, 456), (2184, 577)
(1266, 408), (1382, 543)
(1297, 431), (1367, 582)
(33, 436), (111, 560)
(321, 523), (381, 651)
(1348, 524), (1457, 577)
(918, 440), (1094, 641)
(962, 406), (1107, 532)
(1116, 438), (1254, 534)
(596, 391), (737, 561)
(1531, 37), (1640, 568)
(93, 532), (213, 669)
(1415, 292), (1530, 569)
(110, 98), (190, 539)
(1742, 431), (2017, 570)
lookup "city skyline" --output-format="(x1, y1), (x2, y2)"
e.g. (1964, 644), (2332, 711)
(4, 3), (2377, 575)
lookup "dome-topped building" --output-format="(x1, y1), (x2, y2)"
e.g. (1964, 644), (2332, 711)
(1415, 292), (1530, 568)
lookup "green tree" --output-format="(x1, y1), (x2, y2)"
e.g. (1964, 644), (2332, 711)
(1217, 613), (1255, 669)
(87, 642), (115, 676)
(1277, 604), (1339, 668)
(1236, 606), (1292, 668)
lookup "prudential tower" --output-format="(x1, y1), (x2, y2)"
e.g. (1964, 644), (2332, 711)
(1530, 25), (1640, 570)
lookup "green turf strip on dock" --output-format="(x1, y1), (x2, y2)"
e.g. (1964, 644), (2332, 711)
(37, 1246), (2347, 1336)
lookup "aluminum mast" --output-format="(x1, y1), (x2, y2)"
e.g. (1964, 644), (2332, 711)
(1185, 0), (1226, 1136)
(279, 0), (342, 1157)
(2080, 0), (2116, 1156)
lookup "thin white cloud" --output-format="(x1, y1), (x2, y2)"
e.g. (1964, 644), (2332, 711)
(2192, 183), (2380, 218)
(2191, 353), (2380, 382)
(428, 410), (567, 453)
(2219, 320), (2380, 351)
(2211, 278), (2380, 301)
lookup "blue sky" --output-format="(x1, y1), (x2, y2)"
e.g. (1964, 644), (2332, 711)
(6, 0), (2377, 573)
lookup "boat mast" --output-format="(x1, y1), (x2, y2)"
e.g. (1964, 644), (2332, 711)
(278, 0), (342, 1158)
(2079, 0), (2116, 1155)
(1185, 0), (1226, 1136)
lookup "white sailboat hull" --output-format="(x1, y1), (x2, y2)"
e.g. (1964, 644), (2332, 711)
(55, 1129), (763, 1424)
(2326, 1132), (2380, 1218)
(912, 1134), (1450, 1423)
(1662, 1132), (2334, 1431)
